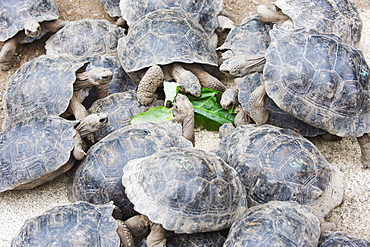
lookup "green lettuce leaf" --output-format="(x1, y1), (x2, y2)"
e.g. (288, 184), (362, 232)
(130, 106), (173, 125)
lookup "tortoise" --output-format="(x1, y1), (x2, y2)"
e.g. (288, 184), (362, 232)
(0, 114), (108, 192)
(216, 124), (345, 219)
(117, 9), (226, 105)
(87, 90), (162, 143)
(11, 201), (148, 246)
(45, 18), (125, 58)
(121, 147), (248, 246)
(81, 55), (137, 109)
(137, 231), (225, 247)
(223, 201), (321, 246)
(318, 230), (370, 247)
(217, 15), (273, 78)
(118, 0), (227, 44)
(2, 54), (112, 129)
(248, 27), (370, 168)
(257, 0), (362, 46)
(221, 72), (328, 138)
(69, 94), (195, 221)
(0, 0), (68, 71)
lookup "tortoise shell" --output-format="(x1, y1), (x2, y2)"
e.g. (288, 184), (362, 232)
(238, 72), (326, 137)
(224, 201), (321, 246)
(3, 55), (88, 129)
(117, 9), (218, 82)
(0, 0), (60, 42)
(122, 147), (248, 234)
(274, 0), (362, 46)
(11, 201), (120, 246)
(318, 230), (370, 247)
(87, 91), (162, 142)
(216, 124), (344, 218)
(119, 0), (223, 37)
(69, 121), (193, 220)
(264, 28), (370, 137)
(217, 15), (273, 58)
(0, 116), (77, 192)
(45, 18), (125, 58)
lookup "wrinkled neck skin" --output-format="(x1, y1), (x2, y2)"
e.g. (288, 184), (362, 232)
(180, 114), (195, 145)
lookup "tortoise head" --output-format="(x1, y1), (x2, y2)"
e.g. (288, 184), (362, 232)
(88, 66), (113, 86)
(24, 20), (41, 38)
(76, 113), (108, 137)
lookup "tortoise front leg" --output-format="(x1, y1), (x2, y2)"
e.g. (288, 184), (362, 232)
(184, 64), (226, 92)
(357, 133), (370, 168)
(72, 131), (86, 160)
(0, 32), (25, 71)
(248, 84), (269, 126)
(137, 65), (164, 105)
(220, 85), (239, 110)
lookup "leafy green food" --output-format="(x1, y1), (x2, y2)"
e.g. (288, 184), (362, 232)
(187, 88), (236, 131)
(163, 81), (180, 105)
(130, 87), (236, 130)
(130, 106), (173, 125)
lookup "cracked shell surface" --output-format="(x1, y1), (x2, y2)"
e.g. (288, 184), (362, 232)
(45, 18), (125, 57)
(0, 116), (77, 192)
(224, 201), (321, 246)
(117, 9), (218, 82)
(2, 55), (86, 129)
(216, 124), (344, 218)
(0, 0), (60, 42)
(274, 0), (362, 46)
(11, 201), (120, 246)
(264, 28), (370, 137)
(122, 147), (248, 234)
(119, 0), (223, 37)
(69, 121), (193, 220)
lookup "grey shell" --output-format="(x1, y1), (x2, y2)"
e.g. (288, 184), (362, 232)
(0, 116), (77, 192)
(119, 0), (223, 37)
(224, 201), (321, 246)
(216, 124), (344, 218)
(45, 18), (125, 57)
(69, 121), (193, 220)
(100, 0), (121, 17)
(11, 201), (120, 246)
(87, 91), (162, 142)
(217, 15), (272, 57)
(274, 0), (362, 46)
(138, 232), (225, 247)
(0, 0), (60, 42)
(117, 9), (218, 82)
(238, 72), (326, 137)
(319, 230), (370, 247)
(264, 28), (370, 137)
(3, 55), (87, 129)
(122, 147), (248, 234)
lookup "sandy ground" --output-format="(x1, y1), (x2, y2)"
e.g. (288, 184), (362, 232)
(0, 0), (370, 246)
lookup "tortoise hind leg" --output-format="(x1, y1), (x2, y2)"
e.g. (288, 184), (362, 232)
(357, 133), (370, 168)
